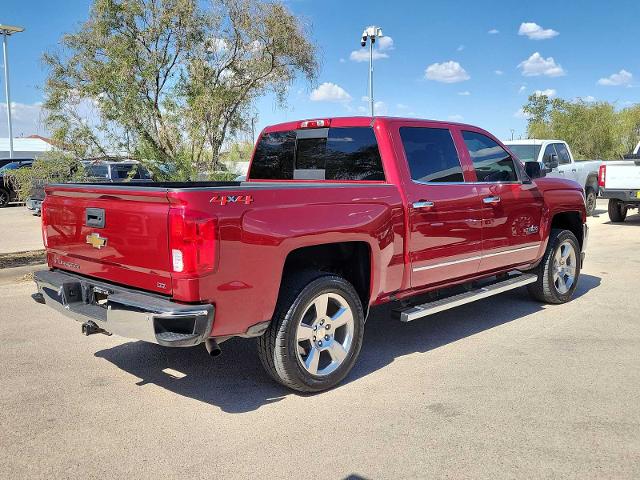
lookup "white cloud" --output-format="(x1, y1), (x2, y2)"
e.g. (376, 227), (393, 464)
(495, 70), (504, 75)
(582, 95), (596, 102)
(0, 102), (47, 137)
(518, 22), (559, 40)
(457, 45), (465, 52)
(425, 61), (470, 83)
(350, 36), (393, 62)
(396, 103), (410, 110)
(518, 52), (566, 77)
(518, 85), (527, 94)
(309, 82), (352, 103)
(350, 49), (389, 62)
(339, 58), (346, 63)
(514, 108), (531, 119)
(458, 91), (471, 96)
(597, 69), (633, 86)
(373, 101), (387, 115)
(488, 29), (500, 34)
(377, 36), (394, 51)
(448, 114), (464, 121)
(534, 88), (557, 97)
(206, 37), (229, 54)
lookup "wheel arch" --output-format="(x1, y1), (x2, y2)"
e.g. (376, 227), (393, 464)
(549, 211), (584, 249)
(280, 241), (373, 311)
(585, 173), (598, 192)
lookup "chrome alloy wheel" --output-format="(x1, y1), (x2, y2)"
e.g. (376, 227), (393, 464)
(295, 292), (355, 376)
(553, 240), (577, 294)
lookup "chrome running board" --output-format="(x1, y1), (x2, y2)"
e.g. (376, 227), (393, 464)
(399, 272), (538, 322)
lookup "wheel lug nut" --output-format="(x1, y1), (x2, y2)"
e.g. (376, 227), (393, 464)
(324, 335), (329, 341)
(313, 336), (316, 341)
(318, 341), (323, 346)
(325, 324), (330, 330)
(313, 325), (317, 331)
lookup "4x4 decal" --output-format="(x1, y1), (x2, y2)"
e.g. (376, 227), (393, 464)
(210, 194), (254, 206)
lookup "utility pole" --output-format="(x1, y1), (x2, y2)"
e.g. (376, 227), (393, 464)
(510, 129), (515, 141)
(1, 24), (24, 159)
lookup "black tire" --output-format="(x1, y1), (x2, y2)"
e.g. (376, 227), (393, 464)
(528, 229), (581, 304)
(608, 199), (627, 223)
(0, 188), (9, 208)
(585, 188), (597, 217)
(257, 271), (365, 393)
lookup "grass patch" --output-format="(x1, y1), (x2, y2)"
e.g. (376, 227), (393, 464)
(0, 250), (46, 269)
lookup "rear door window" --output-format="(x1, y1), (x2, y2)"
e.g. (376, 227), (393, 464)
(249, 127), (384, 181)
(462, 131), (519, 182)
(399, 127), (464, 183)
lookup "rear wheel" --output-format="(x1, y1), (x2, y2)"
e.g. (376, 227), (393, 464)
(257, 271), (365, 392)
(528, 229), (581, 304)
(585, 188), (597, 216)
(608, 199), (627, 223)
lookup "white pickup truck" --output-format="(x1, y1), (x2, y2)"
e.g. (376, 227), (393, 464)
(504, 139), (601, 216)
(598, 141), (640, 222)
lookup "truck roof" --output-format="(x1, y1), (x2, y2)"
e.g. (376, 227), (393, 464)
(262, 116), (477, 133)
(504, 139), (565, 146)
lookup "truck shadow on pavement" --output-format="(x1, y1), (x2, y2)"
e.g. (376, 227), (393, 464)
(94, 274), (601, 414)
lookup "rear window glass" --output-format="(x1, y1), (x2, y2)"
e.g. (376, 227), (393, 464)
(112, 164), (151, 179)
(249, 127), (385, 181)
(399, 127), (464, 183)
(84, 165), (109, 178)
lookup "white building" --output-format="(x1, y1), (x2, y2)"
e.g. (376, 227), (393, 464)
(0, 135), (56, 159)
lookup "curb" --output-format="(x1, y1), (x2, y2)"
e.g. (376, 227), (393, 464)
(0, 264), (46, 286)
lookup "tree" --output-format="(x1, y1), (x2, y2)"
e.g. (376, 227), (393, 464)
(521, 94), (640, 159)
(43, 0), (318, 178)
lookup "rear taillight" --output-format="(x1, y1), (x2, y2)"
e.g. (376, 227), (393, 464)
(598, 164), (606, 188)
(40, 200), (48, 248)
(169, 208), (216, 275)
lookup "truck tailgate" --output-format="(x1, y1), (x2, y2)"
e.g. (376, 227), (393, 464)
(43, 185), (173, 295)
(604, 161), (640, 189)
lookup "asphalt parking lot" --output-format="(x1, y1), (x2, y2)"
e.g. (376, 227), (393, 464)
(1, 200), (639, 479)
(0, 205), (43, 254)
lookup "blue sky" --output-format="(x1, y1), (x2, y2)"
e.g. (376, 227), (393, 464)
(1, 0), (638, 141)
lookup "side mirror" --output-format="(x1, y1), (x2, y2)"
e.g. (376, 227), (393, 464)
(525, 161), (546, 179)
(547, 154), (559, 170)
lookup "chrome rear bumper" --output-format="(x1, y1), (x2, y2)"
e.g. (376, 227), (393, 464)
(33, 269), (213, 347)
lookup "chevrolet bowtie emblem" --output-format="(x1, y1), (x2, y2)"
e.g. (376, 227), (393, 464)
(86, 232), (107, 249)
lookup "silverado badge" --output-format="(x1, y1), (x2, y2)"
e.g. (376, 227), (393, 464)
(86, 232), (108, 249)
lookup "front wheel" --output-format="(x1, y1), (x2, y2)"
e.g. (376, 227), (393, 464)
(528, 229), (581, 304)
(608, 199), (627, 223)
(257, 271), (365, 392)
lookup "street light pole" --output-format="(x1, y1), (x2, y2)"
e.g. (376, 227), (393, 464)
(0, 24), (25, 159)
(360, 26), (383, 117)
(368, 37), (374, 117)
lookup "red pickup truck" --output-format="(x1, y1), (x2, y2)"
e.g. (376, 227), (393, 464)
(34, 117), (588, 392)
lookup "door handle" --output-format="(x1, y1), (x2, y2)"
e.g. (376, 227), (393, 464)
(413, 201), (435, 209)
(483, 196), (501, 205)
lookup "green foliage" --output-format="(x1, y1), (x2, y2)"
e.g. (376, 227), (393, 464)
(522, 95), (640, 159)
(219, 141), (254, 163)
(43, 0), (318, 179)
(3, 152), (86, 201)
